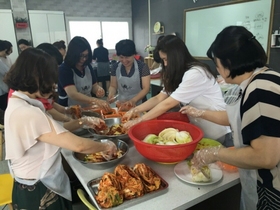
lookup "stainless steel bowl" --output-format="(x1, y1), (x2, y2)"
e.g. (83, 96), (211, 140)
(73, 139), (129, 169)
(88, 117), (129, 141)
(81, 110), (102, 118)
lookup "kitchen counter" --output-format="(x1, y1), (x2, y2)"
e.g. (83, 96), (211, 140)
(61, 143), (240, 210)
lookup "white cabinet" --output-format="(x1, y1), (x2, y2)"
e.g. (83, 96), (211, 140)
(0, 9), (19, 64)
(29, 10), (67, 47)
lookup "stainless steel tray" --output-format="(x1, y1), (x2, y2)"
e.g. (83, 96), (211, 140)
(87, 168), (169, 210)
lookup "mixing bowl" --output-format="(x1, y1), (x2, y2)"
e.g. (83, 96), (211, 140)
(128, 120), (203, 164)
(88, 117), (129, 141)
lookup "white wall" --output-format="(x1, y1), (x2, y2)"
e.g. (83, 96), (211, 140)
(0, 9), (19, 64)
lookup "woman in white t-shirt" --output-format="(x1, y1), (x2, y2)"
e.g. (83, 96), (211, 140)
(123, 35), (232, 146)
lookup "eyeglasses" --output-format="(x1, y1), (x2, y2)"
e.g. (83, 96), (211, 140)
(80, 53), (89, 60)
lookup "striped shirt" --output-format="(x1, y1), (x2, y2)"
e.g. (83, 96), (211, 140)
(240, 70), (280, 209)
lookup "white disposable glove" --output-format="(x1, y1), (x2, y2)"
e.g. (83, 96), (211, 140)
(91, 99), (112, 113)
(191, 145), (223, 169)
(123, 116), (143, 130)
(80, 116), (105, 129)
(101, 140), (118, 160)
(180, 105), (205, 118)
(122, 108), (141, 122)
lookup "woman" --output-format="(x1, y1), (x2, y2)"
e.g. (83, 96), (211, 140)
(58, 36), (111, 111)
(53, 40), (67, 58)
(150, 35), (164, 70)
(123, 35), (232, 146)
(4, 48), (116, 209)
(92, 38), (111, 95)
(185, 26), (280, 210)
(107, 39), (150, 108)
(17, 39), (32, 52)
(0, 40), (13, 68)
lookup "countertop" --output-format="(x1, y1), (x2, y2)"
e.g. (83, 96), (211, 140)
(61, 142), (240, 210)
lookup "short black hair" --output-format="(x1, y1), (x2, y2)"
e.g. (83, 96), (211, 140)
(0, 40), (6, 51)
(4, 48), (58, 95)
(115, 39), (136, 56)
(53, 40), (66, 50)
(17, 39), (31, 46)
(96, 38), (103, 46)
(207, 26), (267, 79)
(36, 43), (63, 65)
(64, 36), (93, 68)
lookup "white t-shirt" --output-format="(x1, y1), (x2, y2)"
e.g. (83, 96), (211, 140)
(163, 66), (231, 140)
(5, 93), (68, 178)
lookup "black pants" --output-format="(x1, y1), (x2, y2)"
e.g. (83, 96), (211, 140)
(0, 93), (8, 111)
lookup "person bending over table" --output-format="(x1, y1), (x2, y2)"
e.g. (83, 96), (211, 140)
(123, 35), (232, 146)
(107, 39), (150, 109)
(183, 26), (280, 210)
(4, 48), (116, 210)
(58, 36), (110, 111)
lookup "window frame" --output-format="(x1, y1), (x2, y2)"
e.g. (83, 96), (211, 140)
(65, 16), (132, 53)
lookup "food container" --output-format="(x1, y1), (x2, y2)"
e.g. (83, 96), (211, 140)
(73, 139), (129, 169)
(87, 167), (168, 210)
(88, 117), (129, 141)
(128, 120), (203, 164)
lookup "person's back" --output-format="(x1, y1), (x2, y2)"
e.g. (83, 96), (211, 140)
(93, 46), (109, 62)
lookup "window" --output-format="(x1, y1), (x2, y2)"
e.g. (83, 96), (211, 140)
(66, 17), (131, 52)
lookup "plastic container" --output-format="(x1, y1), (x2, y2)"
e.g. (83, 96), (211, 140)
(128, 120), (203, 164)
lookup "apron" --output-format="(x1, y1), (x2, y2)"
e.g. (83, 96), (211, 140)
(226, 68), (268, 210)
(116, 59), (142, 105)
(8, 92), (71, 201)
(227, 99), (258, 210)
(68, 66), (92, 107)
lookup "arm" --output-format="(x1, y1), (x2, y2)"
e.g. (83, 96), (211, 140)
(38, 125), (108, 154)
(92, 82), (105, 98)
(47, 108), (70, 122)
(180, 106), (230, 126)
(141, 96), (179, 121)
(52, 102), (67, 114)
(64, 85), (95, 105)
(134, 92), (168, 113)
(107, 76), (118, 102)
(215, 136), (280, 169)
(129, 75), (150, 105)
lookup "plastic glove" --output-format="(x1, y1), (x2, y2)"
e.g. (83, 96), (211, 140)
(80, 116), (105, 129)
(107, 94), (118, 104)
(101, 140), (118, 160)
(191, 145), (223, 169)
(122, 108), (140, 121)
(95, 86), (105, 98)
(180, 105), (205, 118)
(123, 116), (143, 130)
(91, 99), (111, 112)
(118, 100), (135, 111)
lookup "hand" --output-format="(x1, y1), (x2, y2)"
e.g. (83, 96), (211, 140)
(180, 105), (205, 118)
(101, 140), (117, 160)
(107, 94), (118, 104)
(118, 100), (135, 111)
(191, 145), (223, 169)
(122, 108), (140, 121)
(91, 99), (111, 112)
(123, 117), (143, 130)
(96, 87), (105, 98)
(80, 116), (105, 129)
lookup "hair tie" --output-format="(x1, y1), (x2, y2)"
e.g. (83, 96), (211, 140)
(248, 36), (255, 41)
